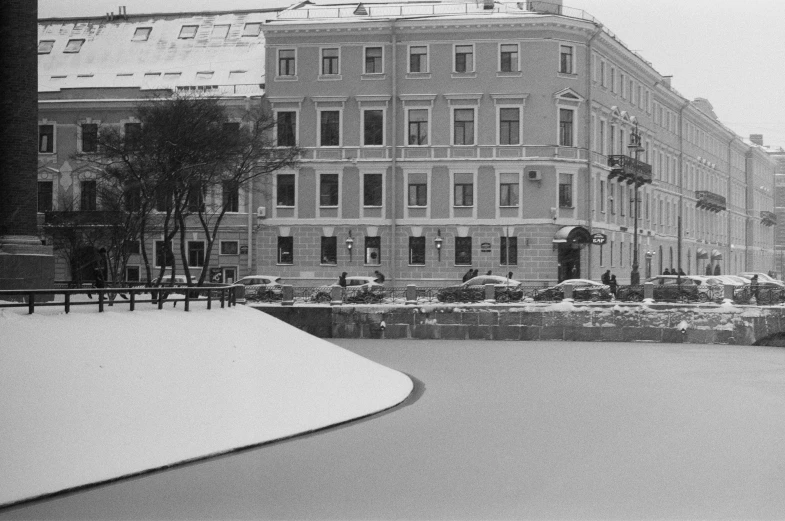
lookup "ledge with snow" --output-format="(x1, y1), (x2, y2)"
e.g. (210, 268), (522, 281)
(0, 303), (413, 507)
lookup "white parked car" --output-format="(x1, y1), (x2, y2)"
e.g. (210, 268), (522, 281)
(311, 276), (385, 303)
(237, 275), (284, 300)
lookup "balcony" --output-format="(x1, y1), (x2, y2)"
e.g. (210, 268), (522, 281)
(761, 210), (777, 226)
(695, 191), (727, 213)
(607, 155), (653, 186)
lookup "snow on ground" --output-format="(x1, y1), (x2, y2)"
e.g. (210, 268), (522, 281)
(0, 301), (413, 507)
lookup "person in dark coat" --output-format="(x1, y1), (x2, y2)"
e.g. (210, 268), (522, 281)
(750, 274), (759, 304)
(663, 268), (671, 275)
(462, 269), (473, 283)
(609, 274), (618, 297)
(87, 267), (105, 299)
(338, 272), (348, 288)
(472, 269), (479, 278)
(486, 270), (492, 276)
(713, 264), (721, 276)
(373, 270), (385, 283)
(601, 270), (611, 285)
(705, 264), (713, 276)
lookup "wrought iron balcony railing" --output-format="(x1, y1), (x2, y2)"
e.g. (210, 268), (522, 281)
(607, 155), (653, 186)
(761, 210), (777, 226)
(695, 191), (727, 213)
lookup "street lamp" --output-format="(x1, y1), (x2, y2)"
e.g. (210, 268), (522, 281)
(346, 230), (354, 261)
(434, 229), (443, 261)
(628, 117), (644, 286)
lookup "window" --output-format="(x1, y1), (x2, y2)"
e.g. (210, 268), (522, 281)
(455, 45), (474, 73)
(222, 180), (239, 212)
(365, 47), (383, 74)
(455, 237), (472, 265)
(38, 40), (55, 54)
(559, 44), (574, 74)
(559, 108), (574, 147)
(610, 184), (615, 214)
(499, 108), (520, 145)
(610, 67), (616, 93)
(132, 27), (151, 41)
(155, 241), (174, 267)
(454, 174), (474, 207)
(125, 266), (140, 282)
(220, 241), (239, 255)
(365, 236), (381, 265)
(499, 43), (518, 72)
(409, 237), (425, 265)
(499, 173), (519, 207)
(124, 122), (141, 151)
(37, 181), (53, 213)
(125, 184), (141, 211)
(600, 180), (605, 212)
(277, 111), (296, 146)
(242, 22), (262, 37)
(321, 48), (339, 75)
(81, 180), (97, 211)
(321, 237), (337, 264)
(320, 174), (339, 206)
(408, 175), (427, 207)
(559, 174), (573, 208)
(500, 237), (517, 265)
(188, 241), (205, 267)
(363, 174), (383, 207)
(408, 109), (428, 145)
(277, 236), (293, 264)
(38, 124), (54, 153)
(409, 46), (427, 73)
(211, 25), (230, 39)
(64, 39), (84, 53)
(196, 71), (214, 80)
(179, 25), (199, 39)
(319, 110), (340, 146)
(277, 174), (295, 207)
(187, 182), (204, 212)
(363, 110), (384, 146)
(600, 60), (606, 87)
(278, 49), (295, 76)
(453, 109), (474, 145)
(124, 240), (140, 255)
(81, 123), (98, 152)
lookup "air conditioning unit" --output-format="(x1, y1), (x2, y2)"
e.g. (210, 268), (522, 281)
(257, 206), (266, 219)
(527, 170), (542, 181)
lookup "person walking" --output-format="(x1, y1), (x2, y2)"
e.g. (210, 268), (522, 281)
(373, 270), (385, 283)
(462, 268), (473, 283)
(601, 270), (611, 285)
(338, 272), (348, 288)
(663, 268), (671, 275)
(609, 274), (618, 298)
(750, 274), (759, 304)
(472, 269), (479, 278)
(486, 270), (493, 276)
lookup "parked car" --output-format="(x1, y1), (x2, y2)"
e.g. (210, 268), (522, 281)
(618, 275), (703, 302)
(436, 276), (524, 303)
(737, 272), (785, 288)
(532, 279), (612, 302)
(237, 275), (284, 301)
(311, 276), (385, 304)
(150, 274), (190, 300)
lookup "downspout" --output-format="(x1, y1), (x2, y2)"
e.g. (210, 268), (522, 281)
(390, 19), (398, 285)
(248, 188), (253, 271)
(585, 24), (603, 281)
(677, 99), (689, 276)
(727, 136), (735, 275)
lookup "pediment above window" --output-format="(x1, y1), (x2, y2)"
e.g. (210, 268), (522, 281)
(553, 88), (584, 107)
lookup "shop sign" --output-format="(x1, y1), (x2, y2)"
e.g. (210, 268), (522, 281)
(591, 233), (607, 245)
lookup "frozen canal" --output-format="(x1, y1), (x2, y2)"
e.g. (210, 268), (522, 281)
(4, 339), (785, 520)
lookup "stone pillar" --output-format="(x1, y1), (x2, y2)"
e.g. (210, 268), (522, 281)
(0, 0), (54, 293)
(484, 283), (496, 303)
(405, 284), (417, 304)
(281, 285), (294, 306)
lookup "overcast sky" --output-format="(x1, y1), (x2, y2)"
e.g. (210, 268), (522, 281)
(38, 0), (785, 149)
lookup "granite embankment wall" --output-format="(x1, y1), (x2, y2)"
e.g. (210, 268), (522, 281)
(255, 302), (785, 346)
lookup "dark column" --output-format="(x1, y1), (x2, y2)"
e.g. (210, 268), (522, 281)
(0, 0), (54, 291)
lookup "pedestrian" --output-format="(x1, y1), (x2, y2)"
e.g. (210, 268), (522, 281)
(678, 268), (686, 276)
(338, 272), (347, 288)
(663, 268), (671, 275)
(462, 268), (473, 283)
(713, 264), (721, 276)
(486, 270), (492, 276)
(750, 274), (759, 304)
(609, 274), (618, 297)
(472, 269), (479, 278)
(601, 270), (611, 285)
(373, 270), (385, 283)
(507, 271), (513, 280)
(705, 264), (712, 276)
(87, 266), (105, 299)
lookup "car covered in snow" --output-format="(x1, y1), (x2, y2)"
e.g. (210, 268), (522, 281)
(532, 279), (612, 302)
(237, 275), (284, 301)
(311, 276), (385, 304)
(618, 275), (703, 302)
(436, 276), (524, 303)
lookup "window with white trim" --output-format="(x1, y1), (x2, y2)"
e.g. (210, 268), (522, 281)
(453, 173), (474, 207)
(364, 46), (383, 74)
(220, 241), (239, 255)
(559, 44), (574, 74)
(407, 109), (428, 145)
(319, 173), (339, 207)
(499, 107), (520, 145)
(188, 241), (205, 267)
(499, 43), (518, 72)
(278, 237), (293, 264)
(453, 108), (475, 145)
(363, 173), (383, 207)
(409, 45), (428, 73)
(277, 174), (295, 207)
(321, 48), (339, 75)
(38, 40), (54, 54)
(319, 110), (340, 146)
(178, 25), (198, 39)
(408, 173), (427, 207)
(39, 124), (54, 153)
(278, 49), (296, 77)
(276, 111), (297, 146)
(64, 39), (84, 53)
(558, 108), (574, 147)
(409, 237), (425, 265)
(454, 44), (474, 73)
(499, 173), (519, 207)
(362, 109), (384, 146)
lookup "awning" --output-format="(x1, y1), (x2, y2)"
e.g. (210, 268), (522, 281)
(711, 249), (723, 260)
(696, 248), (708, 259)
(552, 226), (591, 244)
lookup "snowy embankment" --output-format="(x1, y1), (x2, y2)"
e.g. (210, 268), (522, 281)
(0, 302), (413, 507)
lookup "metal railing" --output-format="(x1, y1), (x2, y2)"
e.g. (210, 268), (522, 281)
(607, 155), (653, 186)
(0, 283), (241, 314)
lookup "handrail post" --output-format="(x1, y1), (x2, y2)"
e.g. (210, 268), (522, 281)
(331, 285), (343, 306)
(282, 285), (294, 306)
(484, 283), (496, 303)
(158, 290), (164, 309)
(406, 284), (417, 305)
(130, 291), (135, 311)
(184, 288), (190, 311)
(644, 282), (654, 301)
(64, 292), (70, 314)
(563, 283), (574, 301)
(220, 288), (225, 308)
(98, 291), (104, 312)
(207, 289), (212, 310)
(28, 292), (34, 314)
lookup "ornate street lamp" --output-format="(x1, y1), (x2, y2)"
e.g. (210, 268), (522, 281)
(628, 117), (645, 286)
(434, 229), (443, 261)
(346, 230), (354, 261)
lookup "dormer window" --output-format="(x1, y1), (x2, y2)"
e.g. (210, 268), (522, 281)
(63, 39), (85, 53)
(211, 25), (230, 39)
(242, 22), (261, 36)
(38, 40), (55, 54)
(179, 25), (199, 39)
(196, 71), (214, 80)
(132, 27), (151, 41)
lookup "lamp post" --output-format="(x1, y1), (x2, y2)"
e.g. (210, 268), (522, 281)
(434, 229), (443, 261)
(346, 230), (354, 262)
(628, 117), (644, 286)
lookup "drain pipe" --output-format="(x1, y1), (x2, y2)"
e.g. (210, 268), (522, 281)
(390, 19), (398, 285)
(585, 24), (603, 281)
(677, 99), (689, 277)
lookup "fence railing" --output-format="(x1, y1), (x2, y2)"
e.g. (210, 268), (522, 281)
(0, 284), (241, 314)
(245, 282), (779, 306)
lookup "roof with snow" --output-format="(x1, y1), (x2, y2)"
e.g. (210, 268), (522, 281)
(38, 9), (280, 96)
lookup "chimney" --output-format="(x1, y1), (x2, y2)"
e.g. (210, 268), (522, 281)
(750, 134), (764, 146)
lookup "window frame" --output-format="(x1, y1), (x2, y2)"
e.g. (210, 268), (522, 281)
(210, 24), (230, 39)
(363, 45), (384, 75)
(277, 236), (294, 265)
(79, 122), (99, 153)
(63, 39), (85, 53)
(320, 47), (340, 76)
(559, 44), (575, 74)
(38, 40), (55, 54)
(276, 173), (296, 208)
(498, 42), (519, 73)
(406, 108), (430, 146)
(408, 44), (429, 74)
(558, 173), (574, 208)
(453, 174), (475, 208)
(407, 175), (428, 208)
(38, 123), (55, 154)
(497, 105), (522, 146)
(451, 107), (476, 146)
(319, 173), (340, 208)
(361, 108), (385, 147)
(220, 240), (240, 255)
(277, 48), (297, 78)
(558, 108), (576, 147)
(132, 27), (152, 41)
(454, 237), (472, 266)
(500, 236), (518, 266)
(362, 172), (384, 208)
(498, 173), (520, 208)
(178, 25), (199, 39)
(37, 181), (53, 213)
(275, 109), (298, 147)
(242, 22), (262, 37)
(364, 236), (381, 265)
(320, 236), (338, 265)
(222, 180), (240, 213)
(317, 108), (341, 147)
(187, 240), (206, 268)
(453, 43), (475, 74)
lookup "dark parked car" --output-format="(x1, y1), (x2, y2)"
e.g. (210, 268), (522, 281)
(532, 279), (612, 302)
(436, 276), (524, 303)
(618, 276), (702, 302)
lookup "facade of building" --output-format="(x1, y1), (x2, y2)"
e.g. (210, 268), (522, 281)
(258, 0), (778, 285)
(36, 8), (276, 283)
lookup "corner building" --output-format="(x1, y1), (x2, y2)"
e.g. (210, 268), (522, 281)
(260, 0), (777, 285)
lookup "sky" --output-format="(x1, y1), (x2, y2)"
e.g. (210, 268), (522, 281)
(37, 0), (785, 149)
